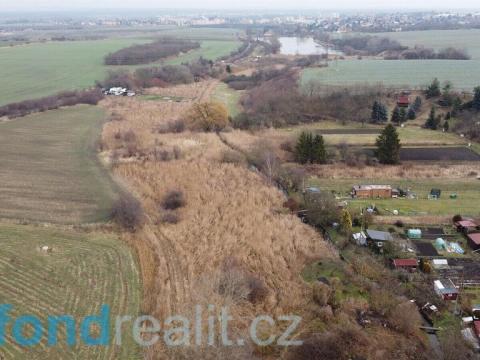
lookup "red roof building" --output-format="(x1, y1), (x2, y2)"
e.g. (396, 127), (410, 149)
(455, 220), (478, 233)
(397, 95), (410, 108)
(392, 259), (418, 271)
(467, 233), (480, 251)
(474, 321), (480, 338)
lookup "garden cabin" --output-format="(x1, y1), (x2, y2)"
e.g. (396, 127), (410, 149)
(397, 95), (410, 108)
(352, 185), (392, 199)
(467, 233), (480, 251)
(434, 279), (459, 301)
(392, 258), (418, 271)
(455, 220), (478, 234)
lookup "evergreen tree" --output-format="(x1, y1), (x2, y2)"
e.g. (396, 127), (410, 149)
(413, 96), (422, 112)
(473, 86), (480, 111)
(312, 134), (327, 164)
(340, 209), (353, 235)
(425, 78), (441, 98)
(295, 131), (312, 164)
(399, 107), (407, 123)
(226, 64), (232, 74)
(295, 132), (328, 164)
(407, 107), (416, 120)
(375, 124), (401, 164)
(441, 81), (454, 106)
(425, 106), (438, 130)
(452, 96), (462, 117)
(371, 101), (379, 122)
(378, 102), (388, 122)
(443, 120), (450, 132)
(371, 101), (388, 123)
(391, 106), (401, 124)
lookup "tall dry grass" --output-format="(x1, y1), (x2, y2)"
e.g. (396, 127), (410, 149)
(102, 81), (335, 358)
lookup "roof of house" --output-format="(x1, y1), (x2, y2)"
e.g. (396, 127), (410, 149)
(366, 229), (393, 242)
(397, 95), (410, 104)
(434, 279), (459, 294)
(456, 220), (478, 228)
(468, 233), (480, 245)
(393, 259), (418, 267)
(432, 259), (449, 268)
(353, 185), (392, 191)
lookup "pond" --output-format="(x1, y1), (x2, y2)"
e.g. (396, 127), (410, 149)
(279, 37), (341, 56)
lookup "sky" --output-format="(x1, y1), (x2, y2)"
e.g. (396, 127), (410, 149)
(1, 0), (479, 11)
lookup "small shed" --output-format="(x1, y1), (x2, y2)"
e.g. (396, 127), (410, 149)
(392, 258), (418, 271)
(366, 229), (393, 249)
(467, 233), (480, 251)
(407, 229), (422, 239)
(352, 232), (367, 246)
(434, 279), (459, 301)
(456, 220), (478, 234)
(397, 95), (410, 108)
(352, 185), (392, 199)
(429, 189), (441, 199)
(432, 259), (449, 270)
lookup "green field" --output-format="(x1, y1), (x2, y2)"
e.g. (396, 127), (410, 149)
(274, 121), (467, 146)
(308, 177), (480, 217)
(211, 82), (243, 117)
(302, 59), (480, 91)
(164, 39), (242, 65)
(0, 36), (241, 106)
(372, 29), (480, 60)
(0, 105), (117, 224)
(0, 38), (148, 106)
(0, 223), (141, 359)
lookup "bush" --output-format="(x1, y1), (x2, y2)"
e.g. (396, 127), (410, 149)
(247, 277), (269, 304)
(111, 194), (144, 231)
(161, 190), (186, 210)
(452, 214), (463, 223)
(221, 149), (246, 165)
(186, 102), (229, 132)
(160, 211), (180, 224)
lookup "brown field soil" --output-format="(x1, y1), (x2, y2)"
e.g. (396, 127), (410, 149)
(101, 81), (335, 357)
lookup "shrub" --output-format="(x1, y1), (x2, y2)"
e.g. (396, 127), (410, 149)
(394, 220), (404, 228)
(312, 282), (332, 306)
(111, 194), (144, 231)
(247, 277), (269, 304)
(452, 214), (463, 223)
(161, 190), (186, 210)
(160, 211), (180, 224)
(221, 150), (246, 165)
(186, 102), (229, 132)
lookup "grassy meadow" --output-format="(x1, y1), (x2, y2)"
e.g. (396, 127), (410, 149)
(302, 59), (480, 91)
(211, 82), (243, 117)
(0, 30), (241, 106)
(0, 105), (117, 223)
(308, 176), (480, 217)
(0, 38), (148, 106)
(0, 223), (141, 359)
(303, 29), (480, 91)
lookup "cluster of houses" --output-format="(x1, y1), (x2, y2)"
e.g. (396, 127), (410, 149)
(103, 87), (136, 97)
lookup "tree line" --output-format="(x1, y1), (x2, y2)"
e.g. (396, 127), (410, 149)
(104, 38), (200, 66)
(0, 89), (104, 119)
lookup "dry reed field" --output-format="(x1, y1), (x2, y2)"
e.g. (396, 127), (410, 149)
(0, 105), (117, 224)
(0, 222), (141, 359)
(102, 80), (335, 358)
